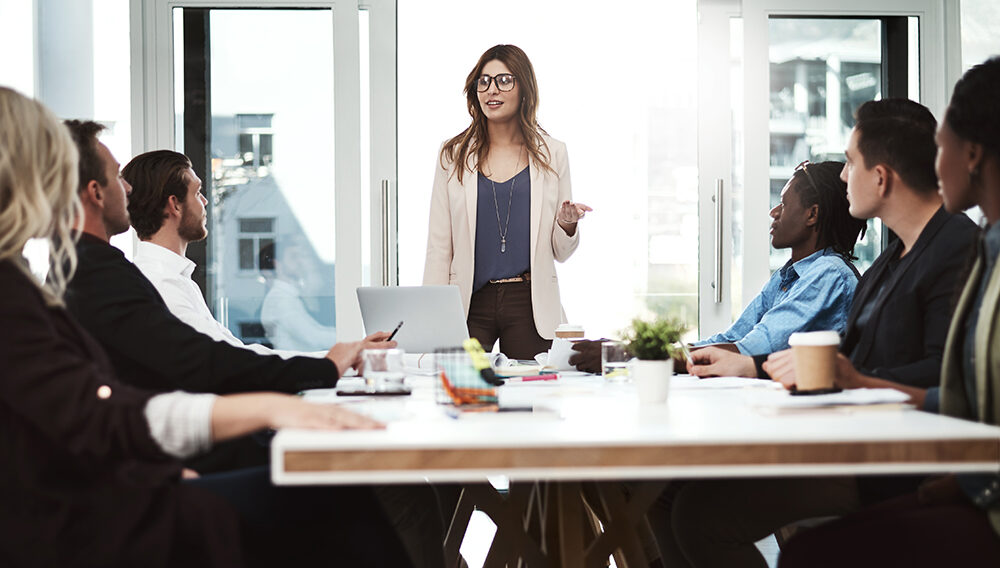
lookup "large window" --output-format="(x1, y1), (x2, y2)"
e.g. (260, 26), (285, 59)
(397, 0), (701, 338)
(765, 17), (917, 274)
(172, 8), (339, 348)
(1, 0), (133, 274)
(961, 0), (1000, 70)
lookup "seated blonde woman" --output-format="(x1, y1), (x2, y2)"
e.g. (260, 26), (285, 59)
(0, 87), (410, 567)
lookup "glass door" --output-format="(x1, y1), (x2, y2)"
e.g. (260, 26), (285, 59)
(133, 0), (396, 344)
(698, 0), (956, 337)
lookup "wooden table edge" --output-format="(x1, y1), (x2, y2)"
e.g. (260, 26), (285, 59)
(281, 439), (1000, 473)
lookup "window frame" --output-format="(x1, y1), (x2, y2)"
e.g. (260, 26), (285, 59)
(131, 0), (397, 339)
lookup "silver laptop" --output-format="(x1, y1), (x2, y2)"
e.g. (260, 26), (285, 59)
(357, 285), (469, 353)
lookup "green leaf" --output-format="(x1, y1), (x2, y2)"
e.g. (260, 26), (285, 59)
(618, 316), (689, 361)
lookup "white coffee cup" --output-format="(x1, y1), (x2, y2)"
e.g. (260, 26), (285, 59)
(554, 323), (585, 339)
(787, 331), (840, 391)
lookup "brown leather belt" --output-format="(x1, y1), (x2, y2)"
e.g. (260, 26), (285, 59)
(489, 271), (531, 284)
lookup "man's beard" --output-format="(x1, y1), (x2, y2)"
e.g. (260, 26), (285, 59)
(179, 207), (208, 242)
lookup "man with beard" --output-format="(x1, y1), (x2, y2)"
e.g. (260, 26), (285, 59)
(64, 133), (378, 400)
(66, 132), (445, 567)
(120, 150), (446, 568)
(124, 150), (312, 357)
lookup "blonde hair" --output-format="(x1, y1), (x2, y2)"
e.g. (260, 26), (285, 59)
(0, 87), (81, 306)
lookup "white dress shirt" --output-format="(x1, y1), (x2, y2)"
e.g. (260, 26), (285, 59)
(133, 241), (322, 359)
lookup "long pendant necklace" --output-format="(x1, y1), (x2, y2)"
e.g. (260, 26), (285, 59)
(490, 175), (514, 253)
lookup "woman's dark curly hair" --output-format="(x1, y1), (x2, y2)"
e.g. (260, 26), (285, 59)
(945, 56), (1000, 159)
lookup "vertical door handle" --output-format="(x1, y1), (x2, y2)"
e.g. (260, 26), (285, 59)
(381, 179), (391, 287)
(713, 179), (723, 304)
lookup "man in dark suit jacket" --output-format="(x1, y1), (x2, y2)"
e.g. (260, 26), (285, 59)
(62, 121), (392, 473)
(652, 100), (979, 568)
(60, 122), (446, 568)
(62, 120), (388, 397)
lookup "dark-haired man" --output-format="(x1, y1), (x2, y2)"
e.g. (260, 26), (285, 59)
(651, 99), (979, 568)
(86, 144), (443, 567)
(122, 150), (322, 358)
(64, 121), (387, 432)
(569, 161), (866, 372)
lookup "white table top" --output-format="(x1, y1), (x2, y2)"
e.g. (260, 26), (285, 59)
(272, 374), (1000, 485)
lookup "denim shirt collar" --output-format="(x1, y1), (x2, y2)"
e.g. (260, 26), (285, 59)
(983, 222), (1000, 272)
(778, 247), (834, 289)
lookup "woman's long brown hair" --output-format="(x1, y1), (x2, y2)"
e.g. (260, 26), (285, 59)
(440, 45), (555, 183)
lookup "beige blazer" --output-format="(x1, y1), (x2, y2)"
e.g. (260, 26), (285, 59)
(422, 134), (579, 339)
(940, 252), (1000, 536)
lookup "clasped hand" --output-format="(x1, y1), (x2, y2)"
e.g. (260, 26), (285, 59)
(762, 350), (860, 390)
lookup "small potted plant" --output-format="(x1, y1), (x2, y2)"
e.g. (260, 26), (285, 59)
(620, 316), (688, 403)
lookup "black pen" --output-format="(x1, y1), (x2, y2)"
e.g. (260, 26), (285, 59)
(386, 321), (404, 341)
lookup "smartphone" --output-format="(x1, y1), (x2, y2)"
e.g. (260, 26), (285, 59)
(337, 387), (412, 397)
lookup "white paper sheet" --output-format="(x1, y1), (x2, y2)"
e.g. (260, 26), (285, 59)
(750, 388), (911, 409)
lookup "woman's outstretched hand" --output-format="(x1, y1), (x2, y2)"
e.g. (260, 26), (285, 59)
(557, 201), (592, 235)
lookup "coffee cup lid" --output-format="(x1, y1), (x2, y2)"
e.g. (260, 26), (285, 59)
(788, 330), (840, 347)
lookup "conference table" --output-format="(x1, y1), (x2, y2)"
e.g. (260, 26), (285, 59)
(271, 373), (1000, 567)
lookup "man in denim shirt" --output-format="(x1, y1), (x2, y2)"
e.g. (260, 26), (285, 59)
(568, 161), (864, 373)
(694, 160), (865, 355)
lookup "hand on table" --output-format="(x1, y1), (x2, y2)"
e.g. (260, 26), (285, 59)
(687, 346), (755, 378)
(762, 349), (795, 388)
(763, 350), (863, 391)
(832, 353), (865, 389)
(268, 395), (385, 431)
(325, 332), (398, 375)
(569, 339), (607, 374)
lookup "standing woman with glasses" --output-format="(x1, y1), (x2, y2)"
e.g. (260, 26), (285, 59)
(423, 44), (591, 359)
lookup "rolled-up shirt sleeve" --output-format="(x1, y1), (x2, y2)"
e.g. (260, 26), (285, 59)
(735, 265), (856, 356)
(143, 391), (217, 459)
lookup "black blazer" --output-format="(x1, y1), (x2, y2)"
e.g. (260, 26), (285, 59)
(841, 206), (978, 388)
(66, 233), (338, 395)
(0, 260), (241, 567)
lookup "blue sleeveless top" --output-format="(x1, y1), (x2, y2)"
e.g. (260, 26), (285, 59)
(473, 166), (531, 292)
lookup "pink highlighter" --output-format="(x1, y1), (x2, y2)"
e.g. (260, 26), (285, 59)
(502, 373), (558, 383)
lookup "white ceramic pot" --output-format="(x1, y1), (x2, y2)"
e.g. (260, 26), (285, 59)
(632, 359), (673, 404)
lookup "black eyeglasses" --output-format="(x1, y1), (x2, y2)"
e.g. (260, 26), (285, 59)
(476, 73), (517, 92)
(794, 159), (817, 191)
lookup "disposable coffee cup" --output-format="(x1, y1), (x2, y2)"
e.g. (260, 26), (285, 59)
(787, 331), (840, 391)
(554, 323), (585, 339)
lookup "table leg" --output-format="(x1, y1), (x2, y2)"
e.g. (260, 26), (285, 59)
(444, 485), (478, 568)
(556, 482), (585, 568)
(583, 481), (669, 568)
(475, 482), (548, 567)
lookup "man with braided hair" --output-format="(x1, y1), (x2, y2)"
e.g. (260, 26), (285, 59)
(690, 160), (867, 355)
(656, 98), (979, 568)
(569, 163), (865, 371)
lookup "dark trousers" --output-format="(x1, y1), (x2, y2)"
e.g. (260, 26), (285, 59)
(647, 477), (860, 568)
(779, 492), (1000, 567)
(467, 280), (551, 360)
(187, 466), (414, 568)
